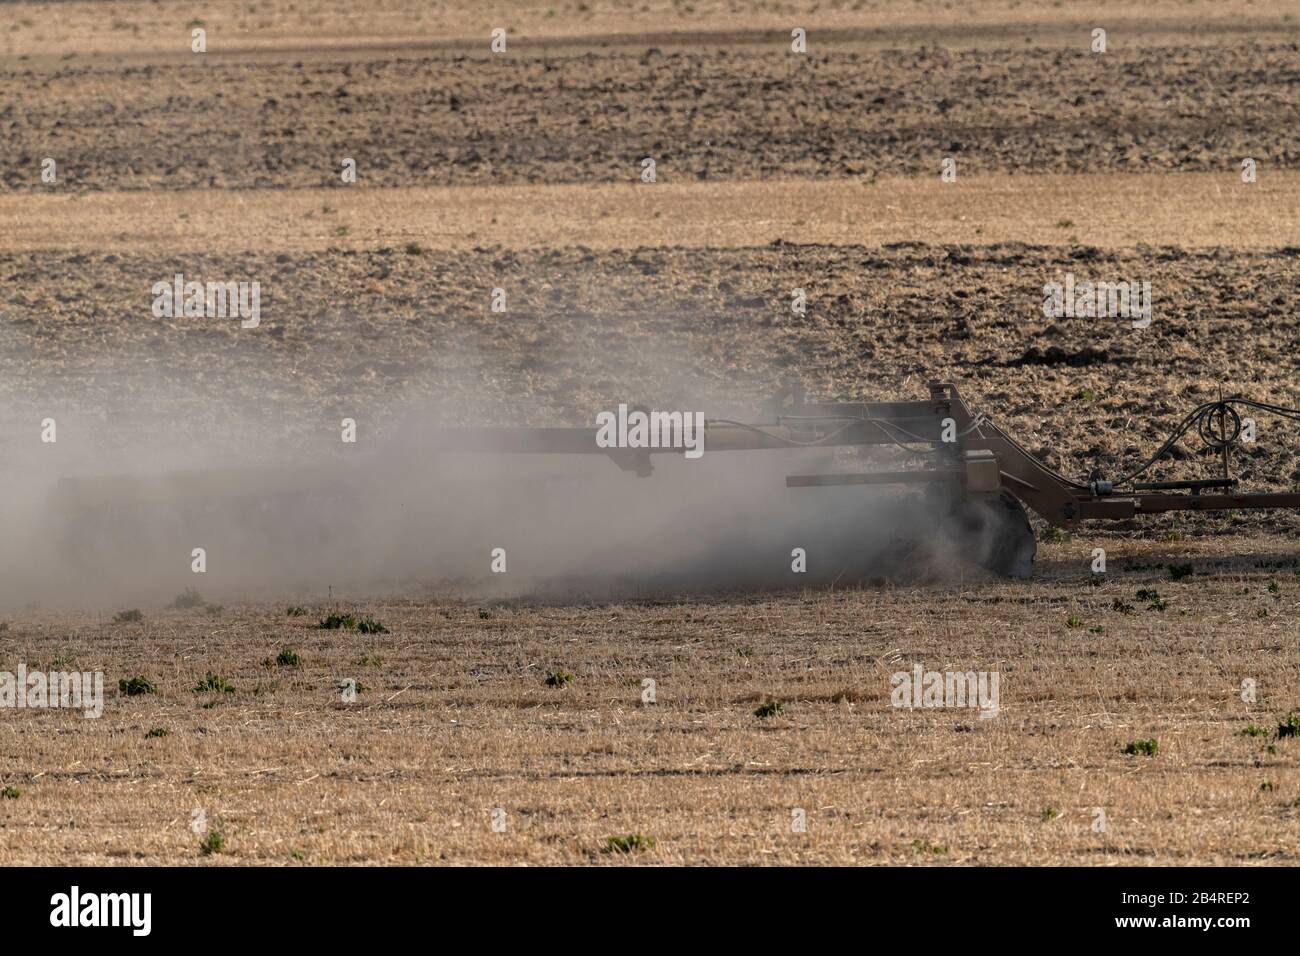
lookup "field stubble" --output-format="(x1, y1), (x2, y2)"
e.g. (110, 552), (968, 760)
(1, 537), (1298, 866)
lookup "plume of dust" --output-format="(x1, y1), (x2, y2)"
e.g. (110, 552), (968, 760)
(0, 398), (991, 613)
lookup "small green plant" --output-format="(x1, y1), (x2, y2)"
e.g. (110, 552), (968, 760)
(319, 612), (358, 630)
(274, 647), (301, 667)
(199, 826), (225, 856)
(1111, 599), (1134, 615)
(354, 654), (382, 667)
(545, 669), (573, 688)
(1123, 738), (1159, 757)
(118, 675), (157, 696)
(1041, 807), (1058, 820)
(1162, 530), (1184, 543)
(602, 833), (654, 854)
(145, 727), (169, 739)
(1066, 616), (1083, 628)
(113, 609), (143, 623)
(911, 838), (949, 854)
(1136, 589), (1167, 611)
(404, 241), (424, 255)
(1088, 625), (1105, 634)
(736, 646), (754, 658)
(49, 648), (77, 669)
(1167, 562), (1194, 580)
(1041, 527), (1072, 543)
(1268, 580), (1280, 594)
(1241, 724), (1268, 737)
(286, 606), (307, 617)
(193, 673), (235, 694)
(1255, 608), (1269, 619)
(1071, 386), (1095, 402)
(478, 609), (492, 619)
(172, 588), (205, 609)
(290, 848), (305, 861)
(1260, 781), (1275, 792)
(356, 617), (388, 634)
(1, 786), (20, 799)
(754, 699), (783, 719)
(1278, 712), (1300, 739)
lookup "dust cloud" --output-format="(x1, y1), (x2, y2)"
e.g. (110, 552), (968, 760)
(0, 392), (992, 612)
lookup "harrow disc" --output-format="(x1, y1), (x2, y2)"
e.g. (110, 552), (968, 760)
(948, 491), (1037, 578)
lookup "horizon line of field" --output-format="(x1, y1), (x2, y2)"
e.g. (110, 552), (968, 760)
(1, 172), (1295, 254)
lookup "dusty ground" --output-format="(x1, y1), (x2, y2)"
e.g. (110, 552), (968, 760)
(0, 0), (1297, 865)
(1, 540), (1299, 865)
(4, 174), (1300, 252)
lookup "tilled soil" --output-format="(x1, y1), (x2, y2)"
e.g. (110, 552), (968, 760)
(3, 243), (1298, 532)
(4, 41), (1299, 192)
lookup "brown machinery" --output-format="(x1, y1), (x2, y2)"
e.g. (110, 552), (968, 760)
(427, 381), (1300, 578)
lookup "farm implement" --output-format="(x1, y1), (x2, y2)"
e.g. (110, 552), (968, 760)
(45, 382), (1300, 585)
(425, 381), (1300, 578)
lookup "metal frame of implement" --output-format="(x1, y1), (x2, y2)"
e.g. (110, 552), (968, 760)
(431, 381), (1300, 531)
